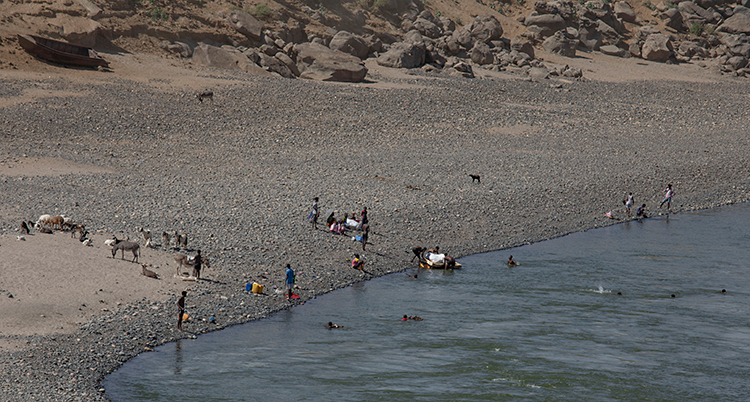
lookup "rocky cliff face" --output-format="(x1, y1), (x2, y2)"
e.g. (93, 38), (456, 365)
(2, 0), (750, 80)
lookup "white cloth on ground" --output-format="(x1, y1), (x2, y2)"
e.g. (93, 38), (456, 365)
(426, 252), (445, 264)
(346, 219), (362, 230)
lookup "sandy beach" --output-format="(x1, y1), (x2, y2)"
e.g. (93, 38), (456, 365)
(1, 51), (750, 400)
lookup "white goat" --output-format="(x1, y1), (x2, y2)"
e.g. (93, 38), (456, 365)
(34, 214), (51, 229)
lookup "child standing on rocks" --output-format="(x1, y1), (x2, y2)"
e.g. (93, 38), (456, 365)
(660, 184), (675, 211)
(177, 291), (187, 331)
(624, 193), (634, 216)
(285, 264), (295, 300)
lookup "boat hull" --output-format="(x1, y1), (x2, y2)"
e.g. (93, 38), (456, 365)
(18, 34), (109, 68)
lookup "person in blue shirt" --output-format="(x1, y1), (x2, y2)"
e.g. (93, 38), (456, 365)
(285, 264), (294, 300)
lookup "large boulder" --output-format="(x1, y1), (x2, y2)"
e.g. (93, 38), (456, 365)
(293, 43), (368, 82)
(258, 53), (295, 78)
(192, 44), (271, 76)
(452, 28), (474, 49)
(542, 30), (578, 57)
(717, 6), (750, 34)
(662, 8), (684, 31)
(578, 19), (603, 50)
(720, 34), (750, 57)
(377, 35), (427, 68)
(511, 37), (535, 58)
(413, 17), (442, 39)
(679, 1), (719, 24)
(329, 31), (370, 59)
(274, 52), (300, 76)
(469, 14), (504, 43)
(641, 33), (673, 61)
(677, 40), (709, 57)
(525, 13), (567, 37)
(726, 55), (748, 69)
(628, 26), (661, 57)
(614, 1), (636, 23)
(470, 42), (494, 65)
(226, 10), (263, 40)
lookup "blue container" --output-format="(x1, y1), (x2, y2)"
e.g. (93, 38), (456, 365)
(245, 283), (252, 291)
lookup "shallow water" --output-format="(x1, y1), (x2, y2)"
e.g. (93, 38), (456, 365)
(105, 204), (750, 401)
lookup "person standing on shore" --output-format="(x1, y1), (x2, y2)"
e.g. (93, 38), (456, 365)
(285, 264), (295, 300)
(192, 250), (202, 280)
(659, 184), (675, 211)
(310, 197), (319, 229)
(361, 206), (368, 225)
(361, 225), (369, 251)
(624, 193), (634, 216)
(177, 291), (187, 331)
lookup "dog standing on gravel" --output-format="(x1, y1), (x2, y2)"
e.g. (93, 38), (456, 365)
(196, 91), (213, 103)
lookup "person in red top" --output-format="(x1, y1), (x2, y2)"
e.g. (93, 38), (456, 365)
(400, 315), (408, 321)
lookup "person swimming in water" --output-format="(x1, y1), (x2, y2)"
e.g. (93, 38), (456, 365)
(507, 255), (518, 266)
(400, 315), (409, 321)
(326, 322), (343, 329)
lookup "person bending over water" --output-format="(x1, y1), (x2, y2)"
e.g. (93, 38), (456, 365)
(636, 204), (648, 219)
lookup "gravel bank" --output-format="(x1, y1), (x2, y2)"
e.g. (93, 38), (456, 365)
(1, 67), (749, 401)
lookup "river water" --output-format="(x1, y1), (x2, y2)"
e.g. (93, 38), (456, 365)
(105, 204), (750, 401)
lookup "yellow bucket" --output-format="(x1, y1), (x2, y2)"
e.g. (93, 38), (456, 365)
(251, 283), (264, 294)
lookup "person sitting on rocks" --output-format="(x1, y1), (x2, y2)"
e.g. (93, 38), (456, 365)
(326, 212), (336, 227)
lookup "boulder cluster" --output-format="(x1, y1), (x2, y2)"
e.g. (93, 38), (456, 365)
(161, 8), (582, 82)
(156, 0), (750, 81)
(520, 0), (750, 76)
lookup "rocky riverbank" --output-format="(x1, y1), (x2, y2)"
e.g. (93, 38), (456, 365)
(1, 60), (749, 400)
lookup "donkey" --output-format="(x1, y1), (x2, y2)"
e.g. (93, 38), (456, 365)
(111, 239), (140, 263)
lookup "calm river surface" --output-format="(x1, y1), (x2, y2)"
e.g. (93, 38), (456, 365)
(106, 204), (750, 401)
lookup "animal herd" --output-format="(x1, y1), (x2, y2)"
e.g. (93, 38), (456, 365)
(22, 214), (201, 281)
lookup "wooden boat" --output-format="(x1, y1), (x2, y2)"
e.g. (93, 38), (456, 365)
(17, 34), (109, 68)
(418, 258), (462, 270)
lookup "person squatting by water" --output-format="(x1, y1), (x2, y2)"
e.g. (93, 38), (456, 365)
(636, 204), (648, 219)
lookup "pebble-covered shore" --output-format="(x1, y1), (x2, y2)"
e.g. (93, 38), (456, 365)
(1, 67), (749, 401)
